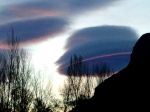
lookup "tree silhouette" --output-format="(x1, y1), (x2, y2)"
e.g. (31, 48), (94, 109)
(93, 63), (111, 84)
(31, 71), (62, 112)
(61, 54), (111, 112)
(33, 98), (52, 112)
(0, 28), (33, 112)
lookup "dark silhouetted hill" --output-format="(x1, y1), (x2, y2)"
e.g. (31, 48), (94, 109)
(70, 33), (150, 112)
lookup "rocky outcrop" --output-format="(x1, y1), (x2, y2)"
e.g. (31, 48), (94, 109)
(70, 33), (150, 112)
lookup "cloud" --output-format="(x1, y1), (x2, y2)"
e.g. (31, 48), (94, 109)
(56, 25), (138, 75)
(0, 0), (120, 23)
(0, 17), (67, 48)
(11, 0), (119, 14)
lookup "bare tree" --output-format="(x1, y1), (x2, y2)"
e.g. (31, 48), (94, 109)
(61, 55), (88, 112)
(93, 63), (111, 85)
(31, 70), (62, 112)
(0, 28), (34, 112)
(60, 54), (111, 112)
(10, 50), (33, 112)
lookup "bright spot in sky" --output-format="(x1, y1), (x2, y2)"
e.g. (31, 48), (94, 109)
(28, 33), (68, 94)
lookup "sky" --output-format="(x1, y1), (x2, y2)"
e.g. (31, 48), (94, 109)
(0, 0), (150, 93)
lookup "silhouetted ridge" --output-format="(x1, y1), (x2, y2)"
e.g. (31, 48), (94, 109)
(70, 33), (150, 112)
(129, 33), (150, 68)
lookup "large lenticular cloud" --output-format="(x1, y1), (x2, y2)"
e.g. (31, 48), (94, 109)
(56, 25), (138, 75)
(0, 17), (67, 48)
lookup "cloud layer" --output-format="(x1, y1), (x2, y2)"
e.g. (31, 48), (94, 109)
(56, 25), (138, 75)
(0, 0), (119, 24)
(0, 17), (67, 48)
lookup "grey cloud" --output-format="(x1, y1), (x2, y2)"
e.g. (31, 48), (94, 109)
(35, 0), (118, 12)
(0, 0), (120, 23)
(12, 0), (119, 13)
(0, 17), (67, 44)
(56, 25), (138, 74)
